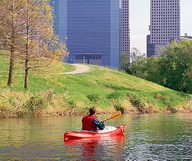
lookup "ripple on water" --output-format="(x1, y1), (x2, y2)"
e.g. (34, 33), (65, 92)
(0, 114), (192, 160)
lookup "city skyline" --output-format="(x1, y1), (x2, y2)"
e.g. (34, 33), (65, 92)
(130, 0), (192, 54)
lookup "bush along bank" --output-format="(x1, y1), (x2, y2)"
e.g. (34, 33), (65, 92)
(0, 89), (191, 118)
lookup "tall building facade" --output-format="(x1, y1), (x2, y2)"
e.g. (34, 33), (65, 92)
(51, 0), (120, 68)
(120, 0), (130, 57)
(147, 0), (180, 57)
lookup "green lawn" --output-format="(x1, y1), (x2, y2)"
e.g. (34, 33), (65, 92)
(0, 51), (191, 117)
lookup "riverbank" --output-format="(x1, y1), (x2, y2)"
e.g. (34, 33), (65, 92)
(0, 51), (191, 118)
(0, 76), (191, 118)
(0, 89), (192, 118)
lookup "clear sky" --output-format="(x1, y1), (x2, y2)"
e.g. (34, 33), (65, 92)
(130, 0), (192, 54)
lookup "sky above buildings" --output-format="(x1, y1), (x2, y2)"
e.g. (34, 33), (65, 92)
(130, 0), (192, 54)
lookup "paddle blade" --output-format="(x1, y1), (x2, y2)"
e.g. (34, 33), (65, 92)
(104, 111), (122, 121)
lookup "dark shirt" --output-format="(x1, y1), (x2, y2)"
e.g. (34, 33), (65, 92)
(93, 117), (105, 130)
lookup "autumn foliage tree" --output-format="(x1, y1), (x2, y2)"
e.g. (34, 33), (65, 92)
(0, 0), (25, 86)
(0, 0), (67, 89)
(21, 0), (67, 89)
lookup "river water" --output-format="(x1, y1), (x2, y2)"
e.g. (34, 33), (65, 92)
(0, 114), (191, 160)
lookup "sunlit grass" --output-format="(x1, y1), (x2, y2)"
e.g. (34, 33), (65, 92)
(0, 50), (191, 117)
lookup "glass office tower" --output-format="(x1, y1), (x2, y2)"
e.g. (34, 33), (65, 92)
(50, 0), (120, 68)
(147, 0), (180, 57)
(120, 0), (130, 56)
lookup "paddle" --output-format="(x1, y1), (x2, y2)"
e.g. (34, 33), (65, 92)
(102, 111), (122, 122)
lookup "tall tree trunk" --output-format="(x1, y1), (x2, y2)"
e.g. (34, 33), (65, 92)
(24, 10), (30, 90)
(24, 43), (29, 90)
(7, 46), (15, 86)
(24, 64), (29, 90)
(7, 4), (15, 86)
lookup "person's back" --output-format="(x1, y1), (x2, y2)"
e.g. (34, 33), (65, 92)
(82, 115), (97, 131)
(82, 107), (105, 131)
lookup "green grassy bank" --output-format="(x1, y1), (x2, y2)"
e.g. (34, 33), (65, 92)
(0, 51), (191, 118)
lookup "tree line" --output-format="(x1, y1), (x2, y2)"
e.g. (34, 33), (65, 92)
(0, 0), (67, 89)
(121, 39), (192, 93)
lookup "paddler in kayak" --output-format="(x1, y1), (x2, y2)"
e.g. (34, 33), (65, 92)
(82, 107), (106, 131)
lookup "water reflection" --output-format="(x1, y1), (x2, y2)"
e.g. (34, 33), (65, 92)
(123, 114), (192, 160)
(64, 135), (125, 161)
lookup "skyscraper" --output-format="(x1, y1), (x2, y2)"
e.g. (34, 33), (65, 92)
(51, 0), (120, 68)
(147, 0), (180, 57)
(120, 0), (130, 57)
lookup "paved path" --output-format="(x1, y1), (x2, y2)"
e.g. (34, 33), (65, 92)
(64, 64), (90, 74)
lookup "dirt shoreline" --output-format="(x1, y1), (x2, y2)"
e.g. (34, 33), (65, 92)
(1, 106), (192, 118)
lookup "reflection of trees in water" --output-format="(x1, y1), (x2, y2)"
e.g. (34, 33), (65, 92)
(0, 118), (67, 146)
(64, 135), (125, 161)
(0, 119), (30, 146)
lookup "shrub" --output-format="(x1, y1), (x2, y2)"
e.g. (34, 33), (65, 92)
(107, 91), (127, 100)
(114, 103), (125, 114)
(24, 96), (46, 115)
(67, 100), (76, 108)
(130, 96), (145, 112)
(98, 81), (127, 90)
(154, 93), (166, 100)
(87, 94), (101, 103)
(23, 90), (54, 116)
(8, 97), (16, 106)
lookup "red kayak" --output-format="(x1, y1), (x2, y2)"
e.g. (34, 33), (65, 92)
(64, 124), (126, 141)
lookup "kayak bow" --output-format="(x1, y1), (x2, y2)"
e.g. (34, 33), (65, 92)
(64, 124), (126, 141)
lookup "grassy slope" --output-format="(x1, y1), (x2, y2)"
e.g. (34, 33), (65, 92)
(0, 51), (191, 117)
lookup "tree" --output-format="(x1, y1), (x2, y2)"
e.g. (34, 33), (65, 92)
(0, 0), (24, 86)
(158, 39), (192, 93)
(123, 41), (192, 93)
(130, 47), (144, 62)
(21, 0), (67, 89)
(0, 0), (67, 89)
(120, 53), (130, 72)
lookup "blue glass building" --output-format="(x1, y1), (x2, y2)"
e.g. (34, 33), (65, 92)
(50, 0), (120, 68)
